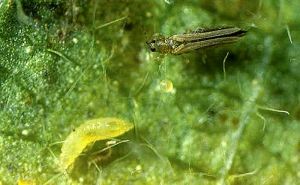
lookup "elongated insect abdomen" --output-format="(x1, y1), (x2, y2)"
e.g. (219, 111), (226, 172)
(170, 27), (246, 42)
(172, 36), (242, 55)
(146, 27), (247, 55)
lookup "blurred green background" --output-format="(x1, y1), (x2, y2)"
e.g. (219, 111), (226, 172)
(0, 0), (299, 184)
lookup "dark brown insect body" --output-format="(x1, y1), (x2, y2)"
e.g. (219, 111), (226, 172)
(146, 27), (247, 55)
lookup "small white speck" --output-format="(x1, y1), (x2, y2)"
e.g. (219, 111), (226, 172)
(22, 130), (29, 136)
(145, 12), (152, 18)
(25, 46), (33, 54)
(106, 140), (117, 145)
(164, 0), (173, 4)
(79, 177), (84, 182)
(135, 165), (142, 171)
(72, 38), (78, 44)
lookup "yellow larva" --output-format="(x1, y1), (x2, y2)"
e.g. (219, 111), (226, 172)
(59, 117), (134, 171)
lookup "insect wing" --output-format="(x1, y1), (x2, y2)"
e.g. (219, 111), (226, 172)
(173, 36), (242, 55)
(170, 27), (244, 42)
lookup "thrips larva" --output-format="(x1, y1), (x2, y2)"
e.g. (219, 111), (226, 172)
(146, 27), (247, 55)
(59, 117), (134, 171)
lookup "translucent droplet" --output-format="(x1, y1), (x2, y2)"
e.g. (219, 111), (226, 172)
(160, 80), (175, 93)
